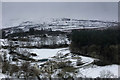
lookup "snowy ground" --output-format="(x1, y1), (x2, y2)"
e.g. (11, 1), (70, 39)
(0, 70), (9, 79)
(0, 73), (6, 79)
(78, 65), (118, 78)
(0, 47), (119, 78)
(29, 47), (119, 78)
(29, 47), (69, 60)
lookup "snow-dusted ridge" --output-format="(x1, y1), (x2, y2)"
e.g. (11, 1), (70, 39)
(2, 18), (118, 33)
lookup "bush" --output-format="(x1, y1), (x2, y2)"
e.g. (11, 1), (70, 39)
(62, 66), (77, 72)
(76, 58), (83, 66)
(31, 53), (37, 56)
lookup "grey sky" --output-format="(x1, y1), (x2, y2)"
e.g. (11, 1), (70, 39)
(2, 2), (118, 27)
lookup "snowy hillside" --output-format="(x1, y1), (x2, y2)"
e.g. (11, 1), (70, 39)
(2, 18), (118, 34)
(0, 18), (119, 79)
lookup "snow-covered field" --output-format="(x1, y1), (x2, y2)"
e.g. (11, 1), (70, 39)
(78, 65), (118, 78)
(0, 47), (119, 78)
(29, 48), (119, 78)
(30, 48), (69, 60)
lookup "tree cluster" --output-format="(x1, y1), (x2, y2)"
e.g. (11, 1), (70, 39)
(70, 28), (120, 65)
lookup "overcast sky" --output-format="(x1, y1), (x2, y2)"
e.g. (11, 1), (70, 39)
(2, 2), (118, 27)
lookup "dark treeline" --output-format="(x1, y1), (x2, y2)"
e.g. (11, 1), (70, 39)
(70, 28), (120, 65)
(1, 28), (69, 49)
(2, 28), (66, 39)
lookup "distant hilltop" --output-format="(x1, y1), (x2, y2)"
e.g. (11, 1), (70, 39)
(1, 18), (118, 34)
